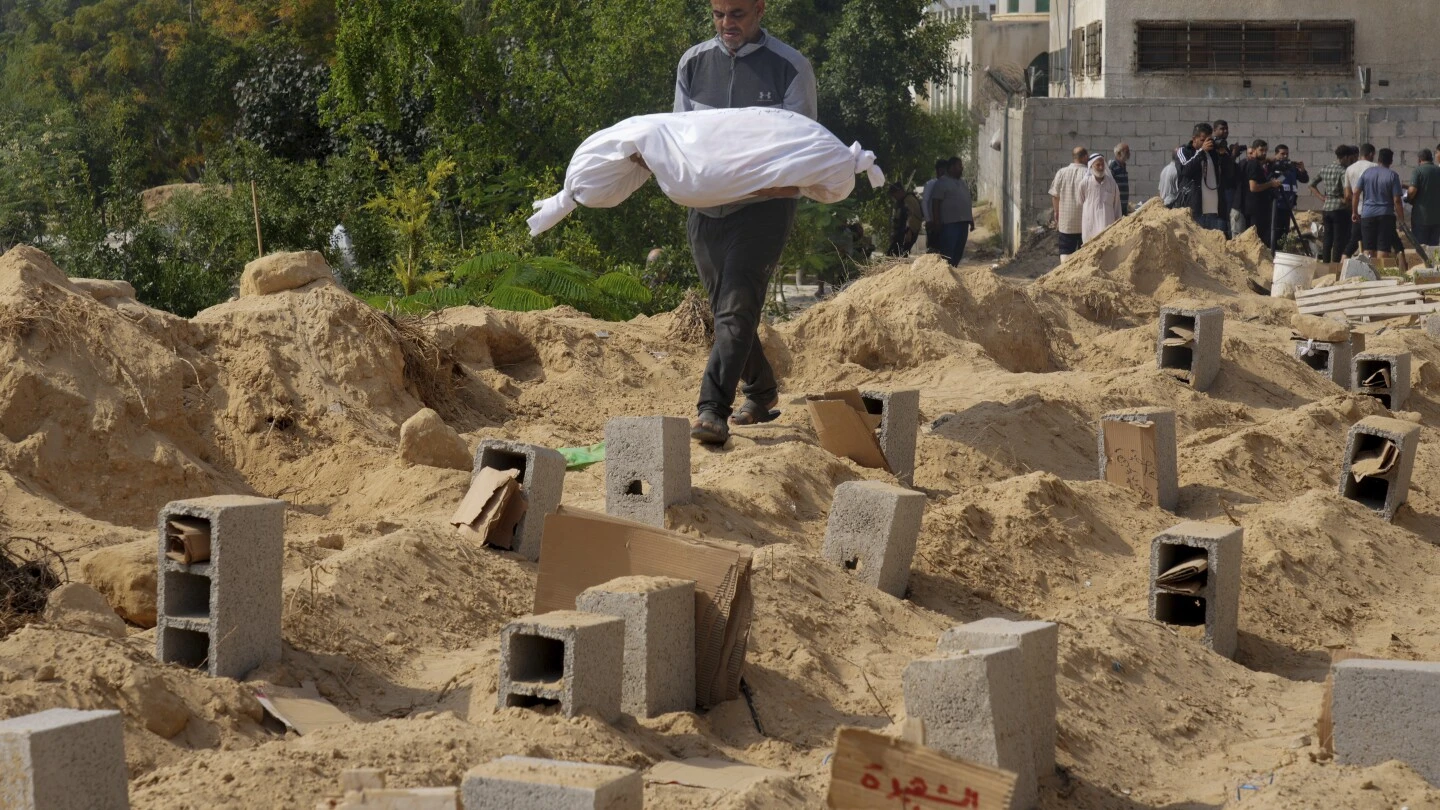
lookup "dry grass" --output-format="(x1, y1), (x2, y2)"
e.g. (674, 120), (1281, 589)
(667, 288), (714, 344)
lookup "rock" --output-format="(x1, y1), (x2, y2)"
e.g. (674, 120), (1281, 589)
(316, 533), (345, 550)
(69, 278), (137, 301)
(1290, 313), (1350, 344)
(397, 408), (472, 471)
(239, 251), (335, 297)
(119, 669), (189, 738)
(34, 664), (55, 681)
(44, 582), (127, 639)
(78, 540), (158, 628)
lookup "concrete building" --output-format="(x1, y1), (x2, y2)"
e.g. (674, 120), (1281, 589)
(1049, 1), (1422, 101)
(930, 5), (1051, 114)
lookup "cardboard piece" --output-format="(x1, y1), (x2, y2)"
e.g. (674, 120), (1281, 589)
(645, 758), (788, 791)
(826, 727), (1016, 810)
(1101, 420), (1160, 504)
(806, 390), (891, 472)
(1350, 441), (1399, 482)
(450, 468), (527, 549)
(165, 517), (212, 564)
(1162, 325), (1196, 347)
(255, 681), (352, 735)
(1155, 558), (1207, 595)
(1359, 367), (1393, 389)
(533, 507), (753, 707)
(1317, 650), (1370, 755)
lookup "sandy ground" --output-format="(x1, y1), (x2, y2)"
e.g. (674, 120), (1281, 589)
(3, 202), (1440, 808)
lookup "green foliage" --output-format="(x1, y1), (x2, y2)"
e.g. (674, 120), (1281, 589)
(368, 251), (651, 318)
(364, 156), (457, 295)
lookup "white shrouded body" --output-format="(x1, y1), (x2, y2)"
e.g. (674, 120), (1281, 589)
(528, 108), (885, 236)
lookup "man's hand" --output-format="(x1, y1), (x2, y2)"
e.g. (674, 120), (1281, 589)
(628, 154), (649, 171)
(969, 221), (976, 232)
(754, 186), (799, 198)
(1202, 137), (1215, 153)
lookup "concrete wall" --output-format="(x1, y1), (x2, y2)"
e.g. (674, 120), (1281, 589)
(975, 97), (1440, 254)
(975, 100), (1031, 255)
(1051, 0), (1428, 100)
(931, 12), (1049, 114)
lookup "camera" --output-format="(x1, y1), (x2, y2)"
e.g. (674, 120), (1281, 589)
(1270, 159), (1293, 178)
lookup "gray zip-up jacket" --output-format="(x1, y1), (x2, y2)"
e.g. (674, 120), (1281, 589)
(675, 30), (818, 217)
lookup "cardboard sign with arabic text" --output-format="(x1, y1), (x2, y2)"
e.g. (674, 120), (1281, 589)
(1102, 419), (1159, 504)
(826, 727), (1015, 810)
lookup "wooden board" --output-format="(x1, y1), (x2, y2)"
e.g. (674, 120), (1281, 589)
(1299, 291), (1426, 315)
(1344, 303), (1440, 317)
(1298, 282), (1440, 306)
(827, 728), (1016, 810)
(1297, 279), (1402, 298)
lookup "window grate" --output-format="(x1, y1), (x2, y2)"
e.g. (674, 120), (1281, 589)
(1085, 21), (1103, 77)
(1135, 20), (1354, 74)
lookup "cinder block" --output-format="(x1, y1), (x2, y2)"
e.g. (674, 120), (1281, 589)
(498, 611), (624, 722)
(463, 757), (641, 810)
(1339, 416), (1422, 522)
(1097, 408), (1179, 512)
(1332, 659), (1440, 787)
(1148, 522), (1243, 658)
(1427, 315), (1440, 339)
(157, 495), (285, 680)
(333, 788), (457, 809)
(576, 576), (695, 718)
(0, 708), (128, 810)
(861, 390), (920, 486)
(903, 647), (1035, 809)
(936, 618), (1059, 779)
(473, 440), (567, 562)
(1294, 338), (1354, 388)
(1352, 352), (1412, 410)
(821, 480), (926, 598)
(1157, 306), (1223, 391)
(603, 416), (690, 527)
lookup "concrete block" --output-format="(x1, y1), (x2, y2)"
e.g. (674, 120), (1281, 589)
(821, 480), (926, 598)
(1339, 416), (1422, 522)
(1332, 659), (1440, 787)
(936, 619), (1058, 779)
(498, 611), (624, 722)
(1294, 338), (1354, 388)
(334, 788), (457, 809)
(1427, 314), (1440, 339)
(861, 389), (920, 486)
(1097, 408), (1179, 512)
(463, 757), (641, 810)
(1352, 352), (1411, 411)
(576, 576), (695, 718)
(1157, 305), (1223, 391)
(473, 440), (567, 562)
(0, 708), (128, 810)
(1148, 522), (1243, 658)
(157, 495), (285, 680)
(903, 647), (1035, 809)
(603, 416), (690, 528)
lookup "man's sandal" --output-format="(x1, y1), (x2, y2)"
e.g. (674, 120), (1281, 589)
(729, 397), (781, 426)
(690, 410), (730, 445)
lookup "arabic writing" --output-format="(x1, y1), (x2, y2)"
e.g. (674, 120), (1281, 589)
(858, 763), (981, 808)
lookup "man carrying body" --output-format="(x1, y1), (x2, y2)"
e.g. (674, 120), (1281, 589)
(927, 156), (974, 266)
(1049, 146), (1089, 260)
(674, 0), (816, 444)
(1109, 143), (1131, 215)
(1310, 145), (1355, 265)
(1353, 148), (1406, 269)
(1408, 149), (1440, 248)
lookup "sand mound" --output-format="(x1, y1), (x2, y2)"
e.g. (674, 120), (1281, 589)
(1033, 203), (1270, 326)
(778, 256), (1056, 389)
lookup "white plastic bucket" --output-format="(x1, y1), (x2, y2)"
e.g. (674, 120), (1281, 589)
(1272, 251), (1316, 298)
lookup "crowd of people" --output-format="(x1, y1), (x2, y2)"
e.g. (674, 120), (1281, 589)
(887, 155), (977, 267)
(1050, 118), (1440, 269)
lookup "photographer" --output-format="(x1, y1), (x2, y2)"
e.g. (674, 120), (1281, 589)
(1212, 120), (1236, 233)
(1271, 145), (1309, 211)
(1174, 123), (1228, 232)
(1243, 139), (1282, 249)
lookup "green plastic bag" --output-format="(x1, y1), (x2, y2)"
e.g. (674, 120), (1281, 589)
(559, 442), (606, 470)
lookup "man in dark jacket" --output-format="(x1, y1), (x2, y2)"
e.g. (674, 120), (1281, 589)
(673, 0), (816, 444)
(1174, 123), (1228, 232)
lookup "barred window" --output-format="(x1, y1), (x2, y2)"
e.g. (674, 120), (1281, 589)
(1085, 21), (1102, 77)
(1070, 28), (1084, 77)
(1135, 21), (1354, 73)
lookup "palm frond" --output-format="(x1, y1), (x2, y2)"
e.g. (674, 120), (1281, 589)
(453, 251), (524, 287)
(593, 271), (652, 304)
(486, 285), (556, 312)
